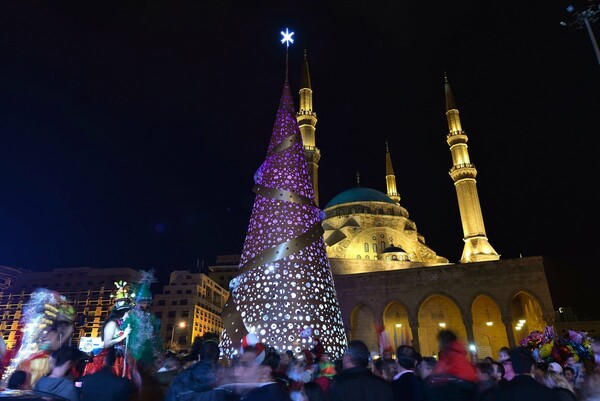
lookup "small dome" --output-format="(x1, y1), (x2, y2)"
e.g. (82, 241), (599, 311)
(324, 187), (395, 209)
(383, 245), (406, 253)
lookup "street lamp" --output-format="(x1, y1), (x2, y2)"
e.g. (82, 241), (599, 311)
(171, 321), (187, 344)
(561, 2), (600, 65)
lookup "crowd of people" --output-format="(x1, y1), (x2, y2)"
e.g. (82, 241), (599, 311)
(153, 330), (600, 401)
(1, 276), (600, 401)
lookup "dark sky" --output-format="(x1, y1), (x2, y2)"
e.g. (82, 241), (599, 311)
(1, 1), (599, 318)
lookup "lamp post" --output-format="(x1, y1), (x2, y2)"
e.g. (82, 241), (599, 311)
(561, 2), (600, 65)
(171, 321), (187, 344)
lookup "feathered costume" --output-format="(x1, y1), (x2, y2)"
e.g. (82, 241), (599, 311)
(0, 289), (74, 389)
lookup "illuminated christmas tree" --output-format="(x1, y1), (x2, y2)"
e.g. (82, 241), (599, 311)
(220, 30), (347, 358)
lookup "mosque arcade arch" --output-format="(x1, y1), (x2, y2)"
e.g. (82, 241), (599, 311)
(470, 293), (507, 359)
(417, 294), (468, 357)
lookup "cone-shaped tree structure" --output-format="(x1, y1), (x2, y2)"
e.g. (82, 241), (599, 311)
(220, 81), (347, 358)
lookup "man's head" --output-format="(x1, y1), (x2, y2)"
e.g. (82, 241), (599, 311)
(200, 340), (221, 364)
(137, 301), (151, 312)
(563, 366), (575, 383)
(396, 345), (419, 371)
(508, 347), (534, 375)
(417, 356), (437, 380)
(498, 346), (511, 362)
(235, 345), (273, 384)
(491, 361), (505, 382)
(437, 330), (458, 353)
(343, 340), (370, 370)
(7, 370), (28, 389)
(475, 362), (494, 382)
(50, 345), (79, 377)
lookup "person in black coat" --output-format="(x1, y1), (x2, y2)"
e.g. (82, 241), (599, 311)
(491, 347), (561, 401)
(391, 345), (424, 401)
(329, 340), (394, 401)
(165, 340), (228, 401)
(77, 347), (131, 401)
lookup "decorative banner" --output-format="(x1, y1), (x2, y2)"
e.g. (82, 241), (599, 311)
(78, 337), (104, 356)
(220, 80), (347, 358)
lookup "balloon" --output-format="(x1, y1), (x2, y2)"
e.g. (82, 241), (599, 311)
(552, 346), (562, 362)
(539, 342), (553, 358)
(569, 329), (585, 344)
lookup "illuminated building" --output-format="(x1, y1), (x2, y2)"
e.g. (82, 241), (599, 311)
(152, 270), (227, 348)
(293, 60), (554, 358)
(0, 265), (24, 291)
(207, 254), (241, 291)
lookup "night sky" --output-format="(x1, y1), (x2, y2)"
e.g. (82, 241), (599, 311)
(1, 1), (599, 318)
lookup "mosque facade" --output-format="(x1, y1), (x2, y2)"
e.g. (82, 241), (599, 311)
(295, 55), (554, 359)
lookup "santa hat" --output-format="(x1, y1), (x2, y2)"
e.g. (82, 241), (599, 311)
(240, 333), (266, 365)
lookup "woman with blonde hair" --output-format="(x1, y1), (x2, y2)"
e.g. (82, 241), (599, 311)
(543, 370), (578, 401)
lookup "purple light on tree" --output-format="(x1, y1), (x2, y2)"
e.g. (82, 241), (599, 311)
(220, 81), (347, 358)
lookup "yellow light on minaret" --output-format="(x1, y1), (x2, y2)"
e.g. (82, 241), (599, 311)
(385, 142), (401, 204)
(444, 73), (499, 263)
(296, 49), (320, 206)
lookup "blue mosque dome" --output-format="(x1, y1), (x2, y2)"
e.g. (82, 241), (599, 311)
(324, 187), (395, 209)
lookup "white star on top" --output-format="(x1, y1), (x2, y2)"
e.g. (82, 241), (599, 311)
(280, 28), (294, 47)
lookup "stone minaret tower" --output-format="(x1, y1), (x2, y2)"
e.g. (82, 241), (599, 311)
(444, 73), (499, 263)
(296, 50), (321, 206)
(385, 142), (401, 204)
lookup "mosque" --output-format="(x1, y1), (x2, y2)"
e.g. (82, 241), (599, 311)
(292, 52), (554, 358)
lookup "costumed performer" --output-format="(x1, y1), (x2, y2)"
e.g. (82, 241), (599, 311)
(0, 288), (75, 389)
(81, 280), (141, 390)
(128, 269), (163, 373)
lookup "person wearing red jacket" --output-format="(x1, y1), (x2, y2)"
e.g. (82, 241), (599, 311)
(424, 330), (477, 401)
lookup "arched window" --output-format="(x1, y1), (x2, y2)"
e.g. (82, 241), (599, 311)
(364, 243), (369, 252)
(365, 255), (370, 260)
(392, 255), (398, 260)
(385, 256), (390, 260)
(373, 243), (378, 253)
(381, 241), (385, 250)
(356, 255), (361, 259)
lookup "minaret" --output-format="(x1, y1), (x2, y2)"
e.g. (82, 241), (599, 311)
(296, 49), (321, 206)
(444, 73), (499, 263)
(220, 78), (347, 358)
(385, 142), (401, 204)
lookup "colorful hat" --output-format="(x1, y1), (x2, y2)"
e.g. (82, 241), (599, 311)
(56, 297), (75, 323)
(134, 269), (156, 304)
(111, 280), (135, 311)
